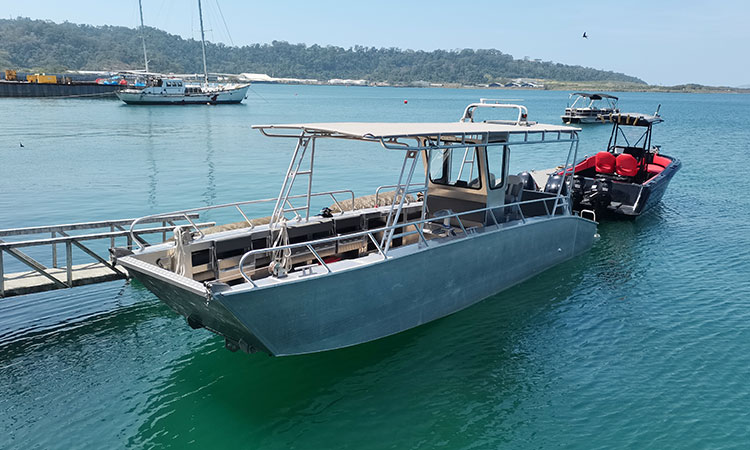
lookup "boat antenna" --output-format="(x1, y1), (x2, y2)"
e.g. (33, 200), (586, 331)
(198, 0), (209, 85)
(138, 0), (149, 73)
(654, 104), (661, 116)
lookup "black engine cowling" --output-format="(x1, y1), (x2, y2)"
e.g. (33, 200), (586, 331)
(544, 174), (569, 196)
(587, 177), (613, 213)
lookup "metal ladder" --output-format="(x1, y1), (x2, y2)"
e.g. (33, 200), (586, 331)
(455, 147), (476, 182)
(381, 150), (426, 253)
(270, 135), (315, 229)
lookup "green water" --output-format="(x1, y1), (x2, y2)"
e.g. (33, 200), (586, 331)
(1, 86), (750, 449)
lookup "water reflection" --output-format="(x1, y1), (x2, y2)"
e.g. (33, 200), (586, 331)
(129, 266), (585, 448)
(145, 109), (159, 209)
(202, 109), (217, 207)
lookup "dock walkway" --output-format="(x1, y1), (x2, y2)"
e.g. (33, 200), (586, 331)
(0, 215), (213, 298)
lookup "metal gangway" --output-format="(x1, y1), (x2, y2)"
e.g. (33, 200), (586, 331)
(0, 214), (213, 298)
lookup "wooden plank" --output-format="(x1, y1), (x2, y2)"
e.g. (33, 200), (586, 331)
(0, 262), (129, 298)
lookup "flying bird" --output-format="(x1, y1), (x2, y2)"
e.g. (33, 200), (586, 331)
(582, 32), (588, 39)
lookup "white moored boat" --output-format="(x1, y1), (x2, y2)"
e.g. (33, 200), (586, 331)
(113, 101), (598, 356)
(561, 92), (619, 124)
(116, 78), (249, 105)
(117, 0), (249, 105)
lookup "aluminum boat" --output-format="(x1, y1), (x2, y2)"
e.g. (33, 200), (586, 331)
(114, 101), (598, 356)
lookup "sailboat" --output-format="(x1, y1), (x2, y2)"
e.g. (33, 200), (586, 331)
(116, 0), (250, 105)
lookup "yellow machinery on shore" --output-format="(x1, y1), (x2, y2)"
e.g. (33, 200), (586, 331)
(26, 74), (58, 84)
(5, 69), (17, 81)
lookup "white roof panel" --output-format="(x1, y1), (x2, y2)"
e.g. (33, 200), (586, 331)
(253, 121), (580, 140)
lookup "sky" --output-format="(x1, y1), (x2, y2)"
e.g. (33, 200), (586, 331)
(4, 0), (749, 86)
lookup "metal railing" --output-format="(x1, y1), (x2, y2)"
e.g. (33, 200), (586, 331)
(129, 189), (356, 250)
(461, 100), (530, 125)
(236, 196), (570, 288)
(374, 184), (424, 207)
(0, 214), (211, 297)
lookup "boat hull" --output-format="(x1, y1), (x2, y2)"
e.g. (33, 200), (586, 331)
(116, 85), (250, 105)
(597, 155), (681, 219)
(124, 215), (596, 356)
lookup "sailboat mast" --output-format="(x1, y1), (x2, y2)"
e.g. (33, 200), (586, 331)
(138, 0), (149, 72)
(198, 0), (209, 85)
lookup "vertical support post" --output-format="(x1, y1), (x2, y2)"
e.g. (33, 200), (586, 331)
(305, 138), (315, 221)
(66, 241), (73, 287)
(127, 234), (133, 250)
(0, 249), (4, 297)
(110, 225), (115, 250)
(162, 221), (166, 242)
(52, 231), (57, 268)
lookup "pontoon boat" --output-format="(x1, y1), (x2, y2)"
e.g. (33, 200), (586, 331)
(562, 92), (619, 124)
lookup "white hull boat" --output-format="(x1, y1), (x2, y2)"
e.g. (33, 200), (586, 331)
(561, 92), (619, 124)
(116, 80), (249, 105)
(118, 0), (249, 106)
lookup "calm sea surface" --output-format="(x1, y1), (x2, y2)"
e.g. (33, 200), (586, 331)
(1, 86), (749, 449)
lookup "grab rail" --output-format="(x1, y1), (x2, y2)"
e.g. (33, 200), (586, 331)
(237, 195), (570, 288)
(374, 184), (424, 207)
(461, 100), (529, 125)
(129, 190), (356, 250)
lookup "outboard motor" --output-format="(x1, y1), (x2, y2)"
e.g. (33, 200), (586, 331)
(544, 174), (569, 196)
(518, 171), (538, 191)
(570, 175), (585, 210)
(587, 177), (613, 213)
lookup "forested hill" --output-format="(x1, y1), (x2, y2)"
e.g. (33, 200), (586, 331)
(0, 18), (646, 85)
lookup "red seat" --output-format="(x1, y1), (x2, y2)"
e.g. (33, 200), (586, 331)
(652, 155), (671, 167)
(647, 164), (664, 174)
(616, 154), (639, 177)
(595, 151), (616, 173)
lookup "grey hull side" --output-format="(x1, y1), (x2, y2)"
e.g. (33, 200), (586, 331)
(126, 263), (272, 354)
(214, 216), (596, 356)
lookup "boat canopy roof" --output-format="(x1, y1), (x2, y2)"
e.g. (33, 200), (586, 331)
(253, 121), (580, 142)
(571, 92), (619, 101)
(600, 113), (663, 127)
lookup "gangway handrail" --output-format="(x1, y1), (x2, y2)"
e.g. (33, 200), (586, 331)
(237, 195), (573, 288)
(0, 222), (214, 250)
(0, 214), (202, 237)
(0, 220), (212, 298)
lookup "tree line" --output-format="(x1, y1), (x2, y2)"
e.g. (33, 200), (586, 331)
(0, 18), (645, 85)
